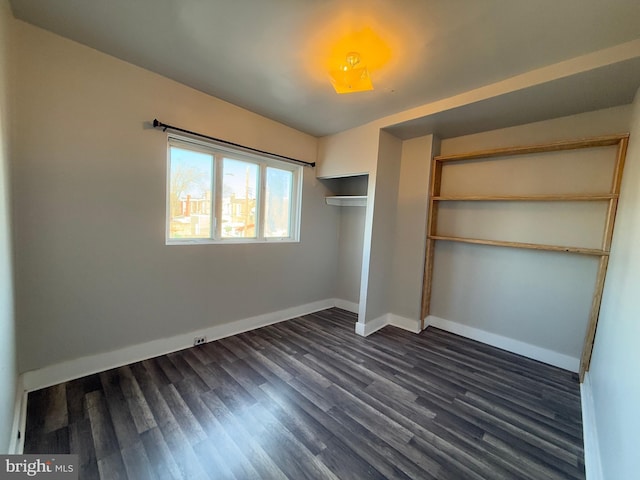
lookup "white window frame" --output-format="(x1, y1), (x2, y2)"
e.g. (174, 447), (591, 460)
(166, 135), (302, 245)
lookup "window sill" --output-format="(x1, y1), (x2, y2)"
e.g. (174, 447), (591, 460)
(166, 238), (300, 245)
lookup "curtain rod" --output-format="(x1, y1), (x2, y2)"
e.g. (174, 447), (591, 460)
(152, 119), (316, 168)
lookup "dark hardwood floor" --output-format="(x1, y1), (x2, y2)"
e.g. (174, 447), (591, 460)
(24, 308), (585, 479)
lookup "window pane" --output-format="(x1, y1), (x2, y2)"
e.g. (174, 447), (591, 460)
(169, 147), (213, 239)
(265, 167), (293, 238)
(221, 158), (259, 238)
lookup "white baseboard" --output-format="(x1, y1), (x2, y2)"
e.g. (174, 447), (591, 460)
(8, 374), (26, 454)
(355, 313), (422, 336)
(333, 298), (359, 314)
(355, 314), (389, 336)
(425, 315), (579, 372)
(22, 299), (335, 392)
(388, 314), (422, 334)
(581, 372), (603, 480)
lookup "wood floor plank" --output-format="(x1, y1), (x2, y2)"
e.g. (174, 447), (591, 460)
(216, 335), (252, 360)
(327, 406), (439, 480)
(156, 355), (184, 384)
(66, 374), (101, 424)
(120, 440), (155, 480)
(182, 350), (224, 389)
(258, 380), (418, 479)
(254, 379), (334, 454)
(24, 308), (585, 479)
(210, 363), (258, 412)
(199, 390), (263, 480)
(191, 439), (237, 480)
(482, 433), (575, 480)
(455, 397), (581, 466)
(69, 418), (100, 480)
(202, 394), (289, 480)
(159, 383), (208, 445)
(318, 435), (387, 480)
(85, 390), (120, 461)
(96, 452), (128, 480)
(139, 427), (183, 480)
(240, 402), (340, 480)
(166, 352), (210, 393)
(24, 388), (48, 444)
(42, 384), (68, 434)
(201, 341), (239, 364)
(99, 370), (140, 450)
(142, 358), (171, 386)
(172, 377), (218, 435)
(159, 424), (211, 480)
(463, 390), (583, 455)
(117, 365), (157, 434)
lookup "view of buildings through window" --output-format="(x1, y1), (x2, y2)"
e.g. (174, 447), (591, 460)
(169, 147), (213, 239)
(168, 142), (299, 242)
(265, 166), (293, 237)
(221, 158), (258, 238)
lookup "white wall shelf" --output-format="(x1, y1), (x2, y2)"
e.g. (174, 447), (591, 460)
(325, 195), (368, 207)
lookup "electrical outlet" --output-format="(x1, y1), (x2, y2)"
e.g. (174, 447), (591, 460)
(193, 336), (206, 346)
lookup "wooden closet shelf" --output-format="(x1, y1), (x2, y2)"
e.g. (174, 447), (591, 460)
(432, 194), (617, 201)
(429, 235), (609, 256)
(434, 133), (629, 162)
(421, 133), (630, 381)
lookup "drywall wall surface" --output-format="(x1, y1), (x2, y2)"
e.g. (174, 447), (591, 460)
(11, 20), (338, 373)
(317, 123), (380, 178)
(336, 206), (366, 304)
(378, 42), (639, 136)
(389, 134), (437, 320)
(431, 243), (599, 356)
(589, 88), (640, 480)
(439, 105), (631, 155)
(0, 0), (16, 453)
(431, 107), (631, 358)
(438, 143), (616, 250)
(335, 175), (368, 196)
(322, 174), (368, 305)
(364, 130), (402, 322)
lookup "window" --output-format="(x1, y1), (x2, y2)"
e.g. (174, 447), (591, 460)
(167, 137), (302, 244)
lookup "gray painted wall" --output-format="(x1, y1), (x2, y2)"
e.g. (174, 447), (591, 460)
(11, 20), (339, 373)
(327, 175), (367, 305)
(390, 134), (438, 320)
(317, 124), (380, 179)
(431, 242), (600, 357)
(431, 106), (631, 358)
(0, 0), (16, 453)
(364, 131), (402, 322)
(590, 88), (640, 479)
(337, 206), (366, 305)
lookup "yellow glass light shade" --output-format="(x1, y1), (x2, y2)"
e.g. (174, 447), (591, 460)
(330, 66), (373, 93)
(329, 52), (374, 94)
(304, 9), (416, 94)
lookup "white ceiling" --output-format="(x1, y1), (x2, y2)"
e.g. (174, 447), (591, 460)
(9, 0), (640, 137)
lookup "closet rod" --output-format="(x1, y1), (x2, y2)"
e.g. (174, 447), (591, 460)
(152, 119), (316, 168)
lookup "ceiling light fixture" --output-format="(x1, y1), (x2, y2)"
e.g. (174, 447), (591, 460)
(329, 52), (374, 94)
